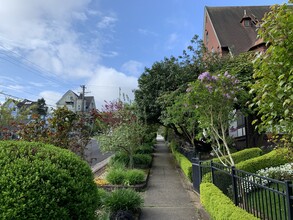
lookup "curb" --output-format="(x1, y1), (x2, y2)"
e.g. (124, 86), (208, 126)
(91, 155), (113, 174)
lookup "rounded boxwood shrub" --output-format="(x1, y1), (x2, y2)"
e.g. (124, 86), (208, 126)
(0, 141), (99, 220)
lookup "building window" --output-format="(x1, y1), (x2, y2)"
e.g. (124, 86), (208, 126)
(236, 113), (246, 137)
(206, 31), (209, 44)
(229, 111), (246, 138)
(244, 20), (251, 27)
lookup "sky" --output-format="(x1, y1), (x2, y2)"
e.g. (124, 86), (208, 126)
(0, 0), (287, 110)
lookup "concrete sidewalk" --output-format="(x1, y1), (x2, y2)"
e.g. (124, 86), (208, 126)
(140, 137), (209, 220)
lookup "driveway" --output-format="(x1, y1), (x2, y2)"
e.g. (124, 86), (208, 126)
(84, 138), (112, 167)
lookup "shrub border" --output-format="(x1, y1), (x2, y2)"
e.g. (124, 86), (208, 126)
(200, 183), (259, 220)
(236, 148), (290, 173)
(169, 141), (192, 182)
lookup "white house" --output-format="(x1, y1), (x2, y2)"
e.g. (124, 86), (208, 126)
(56, 90), (96, 113)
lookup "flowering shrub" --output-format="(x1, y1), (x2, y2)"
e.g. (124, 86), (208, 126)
(240, 162), (293, 193)
(256, 163), (293, 181)
(187, 71), (241, 166)
(197, 71), (239, 100)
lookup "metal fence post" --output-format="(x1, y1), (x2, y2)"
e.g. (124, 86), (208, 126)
(192, 157), (201, 193)
(285, 180), (293, 220)
(198, 160), (202, 184)
(231, 166), (238, 206)
(211, 160), (215, 184)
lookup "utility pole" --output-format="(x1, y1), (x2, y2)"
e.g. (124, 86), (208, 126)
(119, 87), (121, 102)
(80, 85), (86, 113)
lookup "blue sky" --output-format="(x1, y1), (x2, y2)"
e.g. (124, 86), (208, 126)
(0, 0), (287, 110)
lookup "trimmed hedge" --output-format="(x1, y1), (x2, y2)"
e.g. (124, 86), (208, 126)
(202, 147), (263, 167)
(236, 148), (290, 173)
(0, 141), (99, 220)
(200, 183), (259, 220)
(170, 141), (192, 182)
(201, 148), (263, 183)
(202, 148), (290, 183)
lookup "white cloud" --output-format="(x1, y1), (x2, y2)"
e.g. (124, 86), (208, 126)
(0, 1), (139, 111)
(4, 84), (26, 92)
(138, 28), (158, 37)
(72, 12), (88, 21)
(121, 60), (144, 77)
(86, 66), (138, 110)
(29, 82), (45, 87)
(97, 15), (117, 29)
(39, 90), (63, 109)
(101, 51), (119, 58)
(0, 0), (99, 79)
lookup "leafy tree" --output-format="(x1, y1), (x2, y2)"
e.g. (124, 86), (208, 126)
(33, 98), (48, 118)
(96, 101), (143, 167)
(97, 121), (146, 168)
(95, 100), (155, 168)
(135, 35), (205, 125)
(160, 91), (201, 153)
(0, 104), (17, 140)
(94, 100), (136, 134)
(18, 107), (96, 159)
(135, 57), (182, 124)
(250, 3), (293, 144)
(187, 71), (241, 166)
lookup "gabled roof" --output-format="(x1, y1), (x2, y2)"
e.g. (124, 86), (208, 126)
(84, 96), (95, 109)
(56, 90), (79, 105)
(205, 6), (271, 55)
(1, 98), (18, 108)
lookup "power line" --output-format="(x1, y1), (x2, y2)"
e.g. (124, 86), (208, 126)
(0, 44), (77, 88)
(0, 91), (55, 108)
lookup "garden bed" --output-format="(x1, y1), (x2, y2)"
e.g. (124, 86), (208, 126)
(95, 168), (151, 191)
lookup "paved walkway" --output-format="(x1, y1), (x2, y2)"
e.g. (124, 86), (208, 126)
(140, 136), (209, 220)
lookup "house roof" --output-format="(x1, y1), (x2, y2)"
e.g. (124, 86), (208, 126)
(56, 90), (79, 105)
(56, 90), (96, 110)
(16, 99), (37, 109)
(205, 6), (271, 55)
(84, 96), (95, 108)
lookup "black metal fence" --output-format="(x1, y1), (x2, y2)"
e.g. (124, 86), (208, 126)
(192, 158), (293, 220)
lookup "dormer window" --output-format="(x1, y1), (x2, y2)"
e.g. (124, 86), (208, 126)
(240, 10), (252, 27)
(244, 19), (251, 27)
